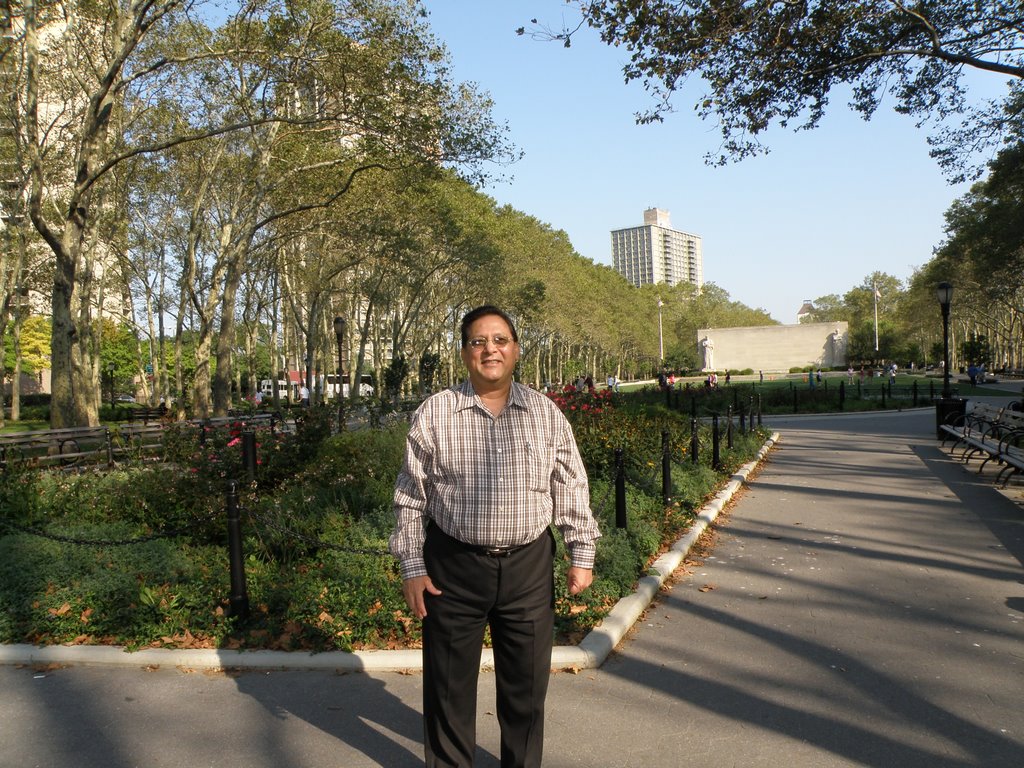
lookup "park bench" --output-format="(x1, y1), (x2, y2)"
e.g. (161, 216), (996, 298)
(125, 405), (169, 424)
(940, 403), (1024, 482)
(109, 422), (166, 460)
(0, 426), (115, 471)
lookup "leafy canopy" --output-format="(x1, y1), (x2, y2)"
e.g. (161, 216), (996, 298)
(536, 1), (1024, 176)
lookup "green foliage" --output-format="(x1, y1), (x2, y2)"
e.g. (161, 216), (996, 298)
(418, 351), (441, 393)
(382, 355), (410, 400)
(570, 1), (1020, 176)
(3, 315), (51, 374)
(960, 333), (993, 366)
(0, 393), (773, 650)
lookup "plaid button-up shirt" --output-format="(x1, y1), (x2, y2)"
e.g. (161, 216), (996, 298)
(389, 380), (601, 580)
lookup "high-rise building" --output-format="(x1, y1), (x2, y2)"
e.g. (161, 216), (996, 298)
(611, 208), (703, 289)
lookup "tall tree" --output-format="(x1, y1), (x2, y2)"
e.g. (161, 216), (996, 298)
(535, 2), (1023, 176)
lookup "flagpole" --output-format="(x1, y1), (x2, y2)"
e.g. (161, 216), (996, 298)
(873, 283), (879, 352)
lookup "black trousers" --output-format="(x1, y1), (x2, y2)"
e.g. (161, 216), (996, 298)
(422, 524), (556, 768)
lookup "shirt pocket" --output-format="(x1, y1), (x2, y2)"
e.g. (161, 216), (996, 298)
(526, 441), (557, 493)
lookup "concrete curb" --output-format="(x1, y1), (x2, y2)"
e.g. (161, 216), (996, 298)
(0, 432), (780, 673)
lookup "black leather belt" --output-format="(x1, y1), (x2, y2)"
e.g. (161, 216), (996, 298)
(471, 543), (528, 558)
(432, 523), (530, 558)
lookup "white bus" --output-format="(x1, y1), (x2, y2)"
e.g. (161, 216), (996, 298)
(323, 373), (375, 397)
(259, 379), (298, 399)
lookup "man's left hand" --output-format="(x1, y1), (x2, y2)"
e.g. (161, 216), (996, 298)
(567, 567), (593, 595)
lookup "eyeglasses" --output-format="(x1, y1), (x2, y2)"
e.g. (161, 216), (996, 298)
(466, 335), (513, 350)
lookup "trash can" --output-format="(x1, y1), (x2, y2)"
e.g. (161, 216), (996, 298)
(935, 397), (968, 440)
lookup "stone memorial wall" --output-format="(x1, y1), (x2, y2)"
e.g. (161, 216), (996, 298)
(696, 321), (849, 372)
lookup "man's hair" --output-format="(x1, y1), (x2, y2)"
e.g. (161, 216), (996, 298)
(460, 305), (519, 346)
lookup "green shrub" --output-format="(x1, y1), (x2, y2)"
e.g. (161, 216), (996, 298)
(0, 400), (771, 651)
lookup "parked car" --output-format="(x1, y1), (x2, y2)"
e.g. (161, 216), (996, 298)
(116, 394), (136, 403)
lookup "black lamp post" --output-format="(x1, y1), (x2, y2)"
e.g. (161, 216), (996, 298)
(936, 281), (953, 399)
(934, 282), (965, 438)
(333, 316), (346, 432)
(107, 362), (116, 409)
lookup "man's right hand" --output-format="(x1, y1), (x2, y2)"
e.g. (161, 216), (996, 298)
(402, 575), (442, 619)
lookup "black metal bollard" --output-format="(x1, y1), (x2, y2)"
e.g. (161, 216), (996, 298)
(241, 430), (257, 483)
(757, 394), (763, 427)
(912, 380), (918, 406)
(690, 418), (699, 464)
(929, 380), (935, 399)
(226, 480), (250, 620)
(661, 430), (672, 507)
(614, 448), (627, 529)
(712, 415), (721, 470)
(727, 405), (734, 448)
(838, 381), (846, 411)
(691, 396), (697, 420)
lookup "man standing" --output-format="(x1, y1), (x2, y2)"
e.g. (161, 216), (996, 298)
(390, 305), (601, 767)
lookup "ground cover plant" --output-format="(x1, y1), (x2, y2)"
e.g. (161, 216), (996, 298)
(0, 390), (770, 652)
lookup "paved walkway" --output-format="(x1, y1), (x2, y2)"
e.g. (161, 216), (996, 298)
(2, 397), (1023, 767)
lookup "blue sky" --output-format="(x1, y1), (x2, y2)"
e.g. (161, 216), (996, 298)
(423, 1), (1005, 324)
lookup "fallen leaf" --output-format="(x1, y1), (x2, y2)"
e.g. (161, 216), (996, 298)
(698, 584), (716, 592)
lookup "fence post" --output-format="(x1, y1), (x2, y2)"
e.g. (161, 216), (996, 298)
(614, 448), (627, 529)
(712, 415), (721, 470)
(881, 386), (886, 408)
(757, 394), (763, 427)
(838, 381), (846, 411)
(930, 380), (935, 399)
(226, 480), (250, 620)
(727, 405), (734, 449)
(690, 396), (697, 420)
(739, 404), (746, 434)
(104, 426), (114, 467)
(793, 387), (798, 414)
(661, 430), (671, 507)
(241, 430), (257, 483)
(690, 418), (699, 464)
(912, 380), (918, 406)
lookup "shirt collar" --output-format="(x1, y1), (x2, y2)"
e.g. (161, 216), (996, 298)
(454, 379), (527, 414)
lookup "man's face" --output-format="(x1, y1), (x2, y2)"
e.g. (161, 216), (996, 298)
(461, 314), (519, 391)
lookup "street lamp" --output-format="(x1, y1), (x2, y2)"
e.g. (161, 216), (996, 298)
(936, 282), (953, 399)
(934, 281), (964, 439)
(333, 316), (346, 432)
(657, 297), (664, 364)
(106, 361), (116, 409)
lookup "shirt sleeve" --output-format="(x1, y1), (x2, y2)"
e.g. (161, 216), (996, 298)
(550, 414), (602, 569)
(389, 409), (433, 580)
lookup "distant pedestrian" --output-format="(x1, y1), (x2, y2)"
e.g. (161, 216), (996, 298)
(299, 384), (310, 406)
